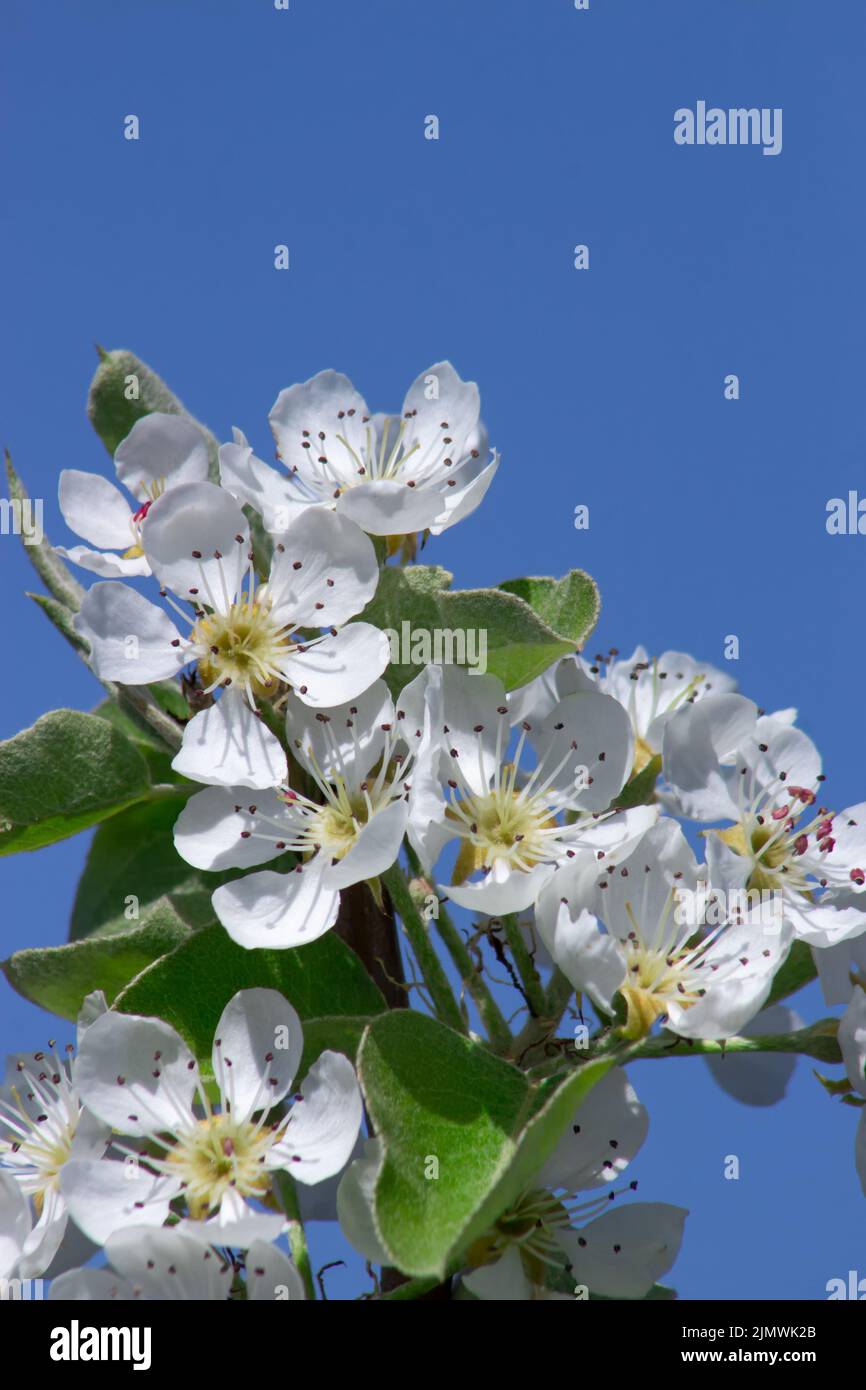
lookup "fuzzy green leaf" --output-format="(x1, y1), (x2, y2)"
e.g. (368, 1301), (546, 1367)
(114, 925), (386, 1078)
(498, 571), (600, 649)
(359, 564), (582, 695)
(0, 710), (153, 856)
(2, 898), (193, 1020)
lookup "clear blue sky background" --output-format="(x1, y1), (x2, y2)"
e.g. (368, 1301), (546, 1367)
(2, 0), (865, 1299)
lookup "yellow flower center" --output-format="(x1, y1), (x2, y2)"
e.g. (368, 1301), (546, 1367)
(166, 1113), (274, 1220)
(194, 597), (290, 699)
(449, 777), (557, 883)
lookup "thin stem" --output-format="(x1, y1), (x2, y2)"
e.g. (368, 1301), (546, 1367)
(628, 1018), (842, 1065)
(381, 864), (466, 1034)
(510, 966), (577, 1067)
(274, 1171), (316, 1301)
(500, 913), (548, 1019)
(526, 1018), (843, 1079)
(403, 842), (512, 1053)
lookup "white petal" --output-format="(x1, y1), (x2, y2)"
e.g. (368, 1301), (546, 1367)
(219, 436), (315, 533)
(588, 818), (700, 950)
(212, 989), (303, 1121)
(212, 865), (339, 949)
(268, 1051), (362, 1185)
(535, 901), (625, 1014)
(463, 1245), (534, 1301)
(428, 454), (498, 535)
(0, 1171), (31, 1279)
(839, 985), (866, 1097)
(814, 928), (866, 1006)
(54, 544), (151, 578)
(76, 990), (110, 1047)
(323, 798), (408, 891)
(269, 369), (370, 491)
(280, 624), (390, 708)
(662, 694), (757, 821)
(60, 1159), (178, 1245)
(173, 786), (291, 871)
(443, 863), (555, 916)
(267, 508), (380, 627)
(560, 1202), (687, 1299)
(530, 689), (634, 812)
(668, 918), (793, 1041)
(246, 1240), (307, 1300)
(172, 690), (288, 790)
(704, 1005), (802, 1106)
(336, 1138), (390, 1264)
(855, 1110), (866, 1199)
(400, 362), (481, 467)
(58, 469), (135, 549)
(17, 1185), (68, 1279)
(74, 1010), (199, 1136)
(178, 1188), (287, 1248)
(782, 895), (866, 948)
(115, 412), (210, 496)
(49, 1267), (136, 1300)
(284, 679), (395, 781)
(143, 480), (249, 609)
(432, 667), (511, 797)
(336, 479), (447, 536)
(743, 716), (822, 792)
(537, 1067), (648, 1193)
(74, 582), (187, 683)
(106, 1224), (233, 1300)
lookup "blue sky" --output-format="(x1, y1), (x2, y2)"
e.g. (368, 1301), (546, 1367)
(2, 0), (866, 1299)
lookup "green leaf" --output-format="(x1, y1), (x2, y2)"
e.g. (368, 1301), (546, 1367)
(765, 939), (817, 1007)
(357, 1011), (612, 1278)
(443, 1056), (613, 1269)
(91, 700), (185, 785)
(298, 1016), (377, 1075)
(613, 754), (662, 810)
(68, 793), (292, 943)
(499, 571), (600, 648)
(2, 898), (193, 1020)
(87, 348), (218, 477)
(358, 1010), (529, 1277)
(69, 798), (210, 942)
(114, 925), (386, 1077)
(0, 710), (152, 856)
(359, 565), (581, 696)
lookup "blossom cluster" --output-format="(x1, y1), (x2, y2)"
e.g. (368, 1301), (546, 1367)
(3, 360), (866, 1301)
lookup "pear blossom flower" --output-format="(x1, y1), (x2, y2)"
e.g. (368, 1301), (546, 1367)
(537, 818), (792, 1040)
(0, 1170), (32, 1281)
(662, 695), (866, 947)
(60, 989), (362, 1248)
(219, 362), (497, 542)
(838, 985), (866, 1197)
(403, 665), (657, 915)
(510, 647), (737, 778)
(55, 413), (211, 578)
(74, 480), (390, 790)
(338, 1069), (686, 1300)
(49, 1227), (306, 1301)
(0, 994), (111, 1278)
(173, 680), (420, 948)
